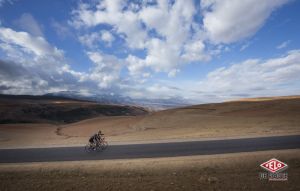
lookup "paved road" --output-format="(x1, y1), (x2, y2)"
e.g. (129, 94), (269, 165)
(0, 135), (299, 163)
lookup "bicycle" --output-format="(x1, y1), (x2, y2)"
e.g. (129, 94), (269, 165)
(85, 137), (108, 152)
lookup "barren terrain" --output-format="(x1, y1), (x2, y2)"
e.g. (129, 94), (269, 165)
(0, 94), (147, 124)
(0, 96), (299, 190)
(0, 96), (299, 148)
(0, 149), (299, 191)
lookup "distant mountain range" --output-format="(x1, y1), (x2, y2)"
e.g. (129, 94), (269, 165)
(44, 91), (192, 110)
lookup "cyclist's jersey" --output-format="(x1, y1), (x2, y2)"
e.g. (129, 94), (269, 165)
(89, 134), (100, 143)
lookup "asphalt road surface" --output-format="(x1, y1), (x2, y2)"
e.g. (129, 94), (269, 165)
(0, 135), (299, 163)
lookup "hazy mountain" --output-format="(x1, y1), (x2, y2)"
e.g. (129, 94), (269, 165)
(44, 91), (191, 110)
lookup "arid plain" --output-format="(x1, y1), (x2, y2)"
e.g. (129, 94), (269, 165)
(0, 95), (299, 191)
(0, 95), (299, 148)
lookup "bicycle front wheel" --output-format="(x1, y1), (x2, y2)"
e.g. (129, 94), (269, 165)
(101, 141), (108, 150)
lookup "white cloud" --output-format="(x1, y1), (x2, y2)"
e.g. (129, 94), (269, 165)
(139, 0), (195, 48)
(277, 40), (290, 49)
(197, 49), (300, 100)
(86, 51), (122, 88)
(146, 84), (177, 97)
(13, 13), (44, 37)
(70, 0), (208, 78)
(123, 82), (183, 100)
(2, 1), (295, 101)
(0, 27), (89, 95)
(101, 30), (115, 45)
(68, 0), (294, 97)
(79, 32), (101, 49)
(70, 0), (147, 49)
(182, 40), (210, 62)
(70, 0), (290, 81)
(138, 0), (205, 73)
(202, 0), (290, 43)
(140, 49), (300, 103)
(0, 26), (126, 95)
(0, 27), (61, 57)
(145, 38), (181, 72)
(168, 69), (180, 78)
(78, 31), (114, 49)
(126, 54), (147, 76)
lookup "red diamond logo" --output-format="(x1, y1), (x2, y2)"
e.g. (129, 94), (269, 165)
(260, 158), (288, 173)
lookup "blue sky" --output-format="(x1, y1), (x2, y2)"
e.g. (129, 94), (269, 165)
(0, 0), (299, 103)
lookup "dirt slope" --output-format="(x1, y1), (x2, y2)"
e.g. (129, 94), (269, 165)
(0, 94), (148, 124)
(61, 96), (300, 141)
(0, 96), (299, 148)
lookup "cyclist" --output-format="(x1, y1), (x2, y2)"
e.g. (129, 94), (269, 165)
(89, 130), (104, 149)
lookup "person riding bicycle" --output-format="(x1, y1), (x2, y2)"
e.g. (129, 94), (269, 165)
(85, 130), (107, 152)
(89, 130), (104, 148)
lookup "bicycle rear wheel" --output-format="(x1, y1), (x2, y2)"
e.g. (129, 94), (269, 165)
(85, 143), (93, 152)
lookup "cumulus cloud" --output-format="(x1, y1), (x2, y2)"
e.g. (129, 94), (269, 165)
(196, 49), (300, 101)
(0, 27), (61, 57)
(0, 58), (90, 95)
(201, 0), (290, 43)
(0, 59), (55, 94)
(86, 51), (122, 88)
(70, 0), (147, 49)
(79, 32), (102, 49)
(101, 30), (115, 45)
(0, 26), (125, 95)
(69, 0), (289, 80)
(78, 31), (114, 49)
(69, 0), (208, 78)
(0, 0), (297, 102)
(139, 49), (300, 103)
(0, 27), (90, 94)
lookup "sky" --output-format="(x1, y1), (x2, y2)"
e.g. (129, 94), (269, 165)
(0, 0), (299, 103)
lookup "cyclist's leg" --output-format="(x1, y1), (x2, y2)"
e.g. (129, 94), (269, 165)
(90, 139), (96, 150)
